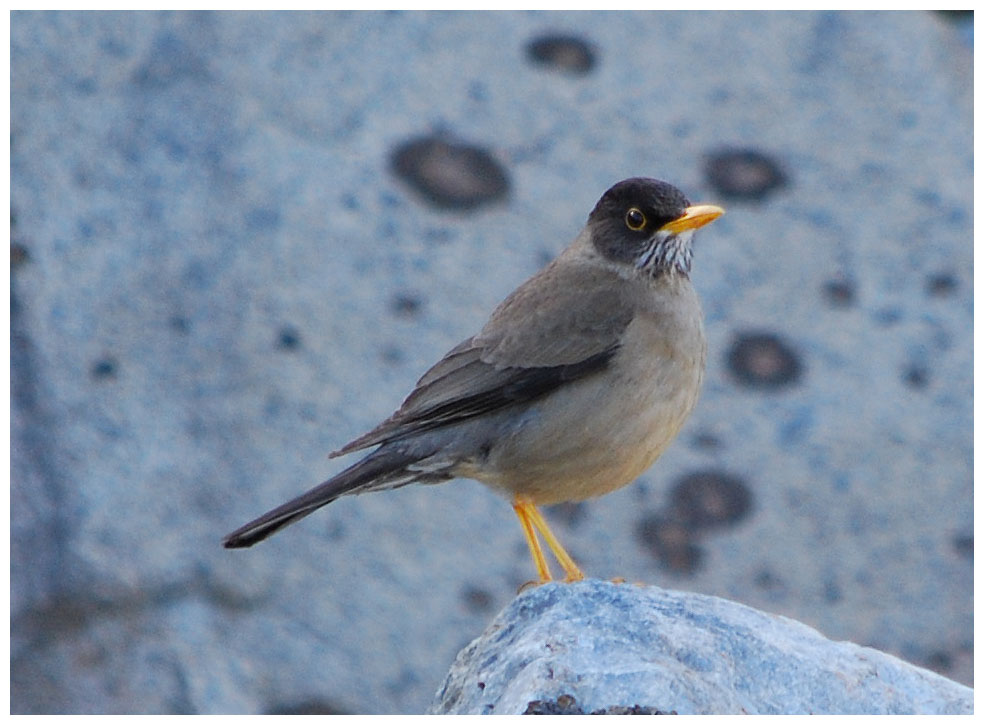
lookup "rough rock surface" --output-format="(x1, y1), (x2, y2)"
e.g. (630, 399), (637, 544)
(431, 580), (974, 715)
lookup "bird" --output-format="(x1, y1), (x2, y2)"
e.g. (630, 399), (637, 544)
(224, 177), (724, 584)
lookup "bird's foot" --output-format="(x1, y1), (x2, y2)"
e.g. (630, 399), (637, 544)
(517, 576), (559, 593)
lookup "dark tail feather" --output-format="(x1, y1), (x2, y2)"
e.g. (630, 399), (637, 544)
(223, 450), (414, 549)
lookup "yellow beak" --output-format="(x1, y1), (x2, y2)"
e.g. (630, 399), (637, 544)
(659, 204), (725, 235)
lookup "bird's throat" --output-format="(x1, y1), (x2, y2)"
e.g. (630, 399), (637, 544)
(637, 232), (694, 277)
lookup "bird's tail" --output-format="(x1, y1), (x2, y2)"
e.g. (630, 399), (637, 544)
(223, 449), (424, 549)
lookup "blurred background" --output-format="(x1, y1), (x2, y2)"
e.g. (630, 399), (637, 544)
(10, 10), (972, 714)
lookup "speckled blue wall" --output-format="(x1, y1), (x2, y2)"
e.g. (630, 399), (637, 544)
(10, 10), (972, 714)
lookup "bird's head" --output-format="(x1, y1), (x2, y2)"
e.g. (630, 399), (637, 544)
(587, 177), (724, 277)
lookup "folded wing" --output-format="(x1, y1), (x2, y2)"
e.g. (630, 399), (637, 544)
(333, 260), (635, 457)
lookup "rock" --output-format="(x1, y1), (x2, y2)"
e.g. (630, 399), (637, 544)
(431, 580), (973, 715)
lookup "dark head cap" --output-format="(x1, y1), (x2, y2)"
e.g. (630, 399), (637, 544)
(587, 177), (722, 275)
(589, 178), (690, 227)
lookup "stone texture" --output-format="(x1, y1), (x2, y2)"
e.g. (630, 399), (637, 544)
(431, 580), (974, 715)
(11, 10), (971, 714)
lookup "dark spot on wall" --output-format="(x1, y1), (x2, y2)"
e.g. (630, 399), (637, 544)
(952, 533), (972, 560)
(11, 243), (29, 269)
(902, 365), (928, 390)
(727, 332), (803, 389)
(636, 515), (703, 574)
(380, 345), (404, 365)
(691, 431), (722, 451)
(391, 293), (423, 318)
(923, 650), (953, 675)
(934, 10), (973, 21)
(90, 357), (118, 380)
(822, 277), (855, 307)
(926, 272), (957, 297)
(277, 326), (301, 351)
(461, 585), (495, 613)
(526, 34), (597, 74)
(754, 568), (787, 599)
(704, 149), (788, 201)
(169, 316), (190, 334)
(390, 136), (510, 211)
(670, 470), (753, 529)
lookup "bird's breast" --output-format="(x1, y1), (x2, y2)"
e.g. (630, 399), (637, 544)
(472, 278), (706, 504)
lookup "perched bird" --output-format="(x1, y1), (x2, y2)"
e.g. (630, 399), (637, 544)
(224, 178), (723, 584)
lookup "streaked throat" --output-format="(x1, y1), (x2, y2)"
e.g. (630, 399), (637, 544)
(635, 230), (694, 277)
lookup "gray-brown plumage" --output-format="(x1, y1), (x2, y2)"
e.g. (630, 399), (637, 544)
(224, 177), (723, 583)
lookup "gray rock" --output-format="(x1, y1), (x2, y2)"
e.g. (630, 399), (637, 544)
(432, 580), (973, 715)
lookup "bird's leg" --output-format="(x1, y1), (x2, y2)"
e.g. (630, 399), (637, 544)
(513, 496), (585, 583)
(512, 497), (553, 583)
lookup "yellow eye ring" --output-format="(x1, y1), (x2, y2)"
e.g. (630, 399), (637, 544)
(625, 208), (647, 231)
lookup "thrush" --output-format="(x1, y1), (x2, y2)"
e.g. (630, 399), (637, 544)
(224, 177), (724, 584)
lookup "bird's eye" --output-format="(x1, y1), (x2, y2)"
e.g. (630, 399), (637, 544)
(625, 208), (647, 231)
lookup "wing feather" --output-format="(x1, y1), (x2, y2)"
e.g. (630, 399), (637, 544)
(332, 259), (634, 457)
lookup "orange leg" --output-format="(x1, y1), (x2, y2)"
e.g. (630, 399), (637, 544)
(513, 496), (585, 583)
(513, 498), (552, 583)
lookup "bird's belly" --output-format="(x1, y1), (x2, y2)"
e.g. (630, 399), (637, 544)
(468, 331), (704, 504)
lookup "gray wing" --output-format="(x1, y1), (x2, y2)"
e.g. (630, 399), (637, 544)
(332, 260), (635, 457)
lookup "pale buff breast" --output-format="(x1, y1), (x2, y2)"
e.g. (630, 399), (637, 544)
(468, 276), (706, 504)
